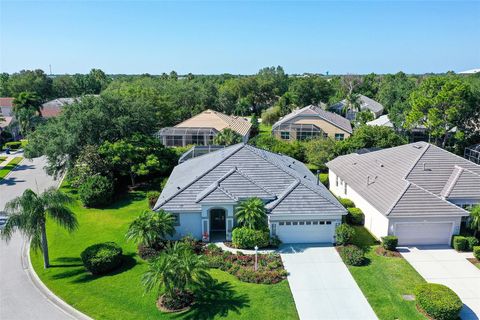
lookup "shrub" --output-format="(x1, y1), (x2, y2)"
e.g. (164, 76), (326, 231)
(452, 236), (468, 251)
(80, 242), (123, 275)
(381, 236), (398, 251)
(414, 283), (463, 320)
(4, 141), (22, 150)
(146, 191), (160, 208)
(232, 227), (270, 249)
(339, 245), (365, 266)
(474, 246), (480, 260)
(338, 197), (355, 208)
(319, 173), (329, 187)
(335, 224), (355, 245)
(465, 236), (479, 251)
(78, 175), (113, 207)
(346, 208), (364, 226)
(269, 235), (282, 248)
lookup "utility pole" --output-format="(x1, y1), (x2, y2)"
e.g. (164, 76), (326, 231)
(49, 64), (52, 75)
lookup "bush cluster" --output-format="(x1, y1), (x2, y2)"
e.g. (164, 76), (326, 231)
(466, 236), (479, 251)
(381, 236), (398, 251)
(335, 224), (355, 245)
(453, 236), (479, 251)
(319, 173), (329, 187)
(338, 197), (355, 208)
(80, 242), (123, 275)
(146, 191), (160, 208)
(414, 283), (463, 320)
(474, 246), (480, 260)
(232, 227), (270, 249)
(346, 208), (364, 226)
(78, 175), (114, 207)
(339, 245), (365, 266)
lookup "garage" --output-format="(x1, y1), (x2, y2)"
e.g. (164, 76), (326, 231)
(275, 220), (335, 244)
(394, 222), (453, 246)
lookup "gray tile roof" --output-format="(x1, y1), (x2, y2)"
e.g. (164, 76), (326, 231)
(272, 105), (353, 134)
(327, 142), (477, 217)
(155, 143), (346, 217)
(330, 94), (384, 115)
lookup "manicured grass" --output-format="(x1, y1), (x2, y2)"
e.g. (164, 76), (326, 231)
(0, 157), (23, 179)
(347, 226), (427, 320)
(31, 183), (298, 320)
(0, 156), (7, 162)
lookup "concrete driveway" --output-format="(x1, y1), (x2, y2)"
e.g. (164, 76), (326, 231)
(401, 246), (480, 320)
(280, 244), (377, 320)
(0, 156), (88, 320)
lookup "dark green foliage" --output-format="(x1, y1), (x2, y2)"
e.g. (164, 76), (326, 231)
(146, 191), (160, 208)
(250, 134), (305, 162)
(474, 246), (480, 260)
(319, 173), (329, 187)
(269, 235), (282, 248)
(347, 208), (364, 226)
(213, 128), (243, 146)
(414, 283), (463, 320)
(232, 227), (270, 249)
(78, 175), (114, 207)
(339, 245), (365, 266)
(80, 242), (123, 275)
(452, 236), (468, 251)
(4, 141), (21, 149)
(381, 236), (398, 251)
(250, 114), (259, 137)
(338, 197), (355, 208)
(465, 236), (479, 251)
(335, 224), (355, 245)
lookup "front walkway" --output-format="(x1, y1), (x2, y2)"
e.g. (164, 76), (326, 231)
(213, 242), (276, 255)
(279, 244), (377, 320)
(400, 246), (480, 320)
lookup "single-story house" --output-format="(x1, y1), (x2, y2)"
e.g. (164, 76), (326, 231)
(41, 98), (78, 118)
(272, 105), (352, 141)
(154, 143), (347, 243)
(327, 142), (479, 246)
(330, 95), (384, 121)
(0, 98), (14, 117)
(156, 109), (252, 147)
(0, 98), (19, 139)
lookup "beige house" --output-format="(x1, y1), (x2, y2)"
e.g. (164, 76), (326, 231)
(272, 105), (352, 141)
(156, 109), (252, 147)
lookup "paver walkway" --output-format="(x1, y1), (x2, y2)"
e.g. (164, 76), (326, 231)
(280, 244), (377, 320)
(401, 246), (480, 320)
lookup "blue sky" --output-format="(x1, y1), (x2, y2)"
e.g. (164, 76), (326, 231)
(1, 1), (479, 75)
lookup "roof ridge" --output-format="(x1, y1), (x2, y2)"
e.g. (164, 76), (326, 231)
(408, 181), (469, 213)
(403, 142), (431, 179)
(233, 167), (277, 197)
(441, 166), (464, 199)
(175, 109), (229, 128)
(154, 144), (245, 209)
(266, 179), (300, 211)
(385, 181), (411, 216)
(300, 178), (347, 211)
(195, 167), (237, 202)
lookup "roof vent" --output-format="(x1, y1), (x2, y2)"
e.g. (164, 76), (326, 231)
(367, 175), (377, 186)
(375, 159), (384, 167)
(412, 145), (423, 149)
(423, 163), (431, 171)
(177, 186), (181, 190)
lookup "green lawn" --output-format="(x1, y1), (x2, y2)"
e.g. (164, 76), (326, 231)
(347, 226), (427, 320)
(31, 183), (298, 320)
(0, 157), (23, 179)
(0, 156), (7, 162)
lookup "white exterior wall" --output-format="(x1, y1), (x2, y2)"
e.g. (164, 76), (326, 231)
(329, 170), (389, 239)
(388, 216), (462, 237)
(173, 212), (202, 239)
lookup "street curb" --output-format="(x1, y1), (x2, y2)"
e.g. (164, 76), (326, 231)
(0, 157), (25, 182)
(24, 240), (93, 320)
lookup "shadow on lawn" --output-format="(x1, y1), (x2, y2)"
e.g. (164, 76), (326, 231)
(178, 278), (250, 320)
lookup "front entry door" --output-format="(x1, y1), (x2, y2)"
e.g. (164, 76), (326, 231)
(210, 209), (226, 231)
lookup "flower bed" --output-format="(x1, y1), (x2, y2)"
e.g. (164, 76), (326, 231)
(203, 244), (287, 284)
(375, 246), (402, 258)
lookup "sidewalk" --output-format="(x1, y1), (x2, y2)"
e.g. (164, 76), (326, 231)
(214, 241), (276, 255)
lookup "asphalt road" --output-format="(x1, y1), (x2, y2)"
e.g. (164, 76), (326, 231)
(0, 156), (79, 320)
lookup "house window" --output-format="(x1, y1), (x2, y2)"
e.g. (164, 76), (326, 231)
(280, 131), (290, 140)
(335, 133), (345, 141)
(306, 221), (312, 225)
(326, 221), (332, 225)
(292, 221), (298, 225)
(286, 221), (291, 226)
(172, 213), (180, 226)
(191, 135), (204, 145)
(279, 221), (285, 226)
(323, 133), (328, 138)
(297, 131), (318, 141)
(299, 221), (305, 225)
(313, 221), (318, 225)
(165, 135), (184, 147)
(344, 182), (348, 195)
(336, 176), (339, 187)
(320, 221), (325, 225)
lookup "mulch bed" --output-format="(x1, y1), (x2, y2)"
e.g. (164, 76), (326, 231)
(375, 246), (402, 258)
(467, 257), (480, 267)
(156, 294), (193, 313)
(415, 304), (435, 320)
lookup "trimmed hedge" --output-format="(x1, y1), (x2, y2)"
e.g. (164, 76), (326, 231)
(335, 224), (355, 245)
(452, 236), (468, 251)
(4, 141), (21, 150)
(232, 227), (270, 249)
(79, 175), (114, 207)
(339, 245), (365, 266)
(80, 242), (123, 275)
(414, 283), (463, 320)
(474, 246), (480, 260)
(346, 208), (364, 226)
(338, 197), (355, 208)
(319, 173), (329, 187)
(381, 236), (398, 251)
(466, 236), (479, 251)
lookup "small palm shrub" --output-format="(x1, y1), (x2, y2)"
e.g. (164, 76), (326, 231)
(126, 210), (176, 252)
(338, 197), (355, 208)
(235, 197), (267, 230)
(381, 236), (398, 251)
(347, 208), (364, 226)
(146, 191), (160, 208)
(78, 175), (113, 207)
(339, 245), (365, 266)
(452, 236), (468, 251)
(414, 283), (463, 320)
(465, 236), (479, 251)
(81, 242), (123, 275)
(335, 224), (355, 245)
(474, 246), (480, 260)
(232, 227), (270, 249)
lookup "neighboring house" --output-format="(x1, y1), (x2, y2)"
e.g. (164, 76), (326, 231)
(327, 142), (479, 246)
(272, 105), (352, 141)
(0, 98), (19, 140)
(465, 144), (480, 165)
(156, 109), (252, 147)
(0, 97), (14, 117)
(366, 114), (394, 128)
(154, 143), (347, 243)
(330, 95), (384, 121)
(458, 68), (480, 74)
(41, 98), (77, 118)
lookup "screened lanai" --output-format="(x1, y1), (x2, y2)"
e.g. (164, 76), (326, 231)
(465, 144), (480, 165)
(155, 127), (218, 147)
(272, 123), (326, 141)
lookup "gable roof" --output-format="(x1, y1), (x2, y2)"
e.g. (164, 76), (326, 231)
(155, 143), (346, 217)
(331, 94), (384, 114)
(174, 109), (252, 137)
(366, 114), (394, 127)
(272, 105), (353, 134)
(41, 98), (77, 118)
(327, 142), (477, 217)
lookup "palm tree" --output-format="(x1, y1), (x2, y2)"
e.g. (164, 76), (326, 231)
(13, 92), (43, 117)
(1, 188), (77, 268)
(469, 205), (480, 237)
(142, 242), (210, 304)
(343, 92), (361, 117)
(213, 128), (242, 146)
(126, 210), (176, 247)
(235, 197), (267, 230)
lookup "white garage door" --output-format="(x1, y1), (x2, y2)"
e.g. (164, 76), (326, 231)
(276, 220), (334, 244)
(394, 222), (453, 246)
